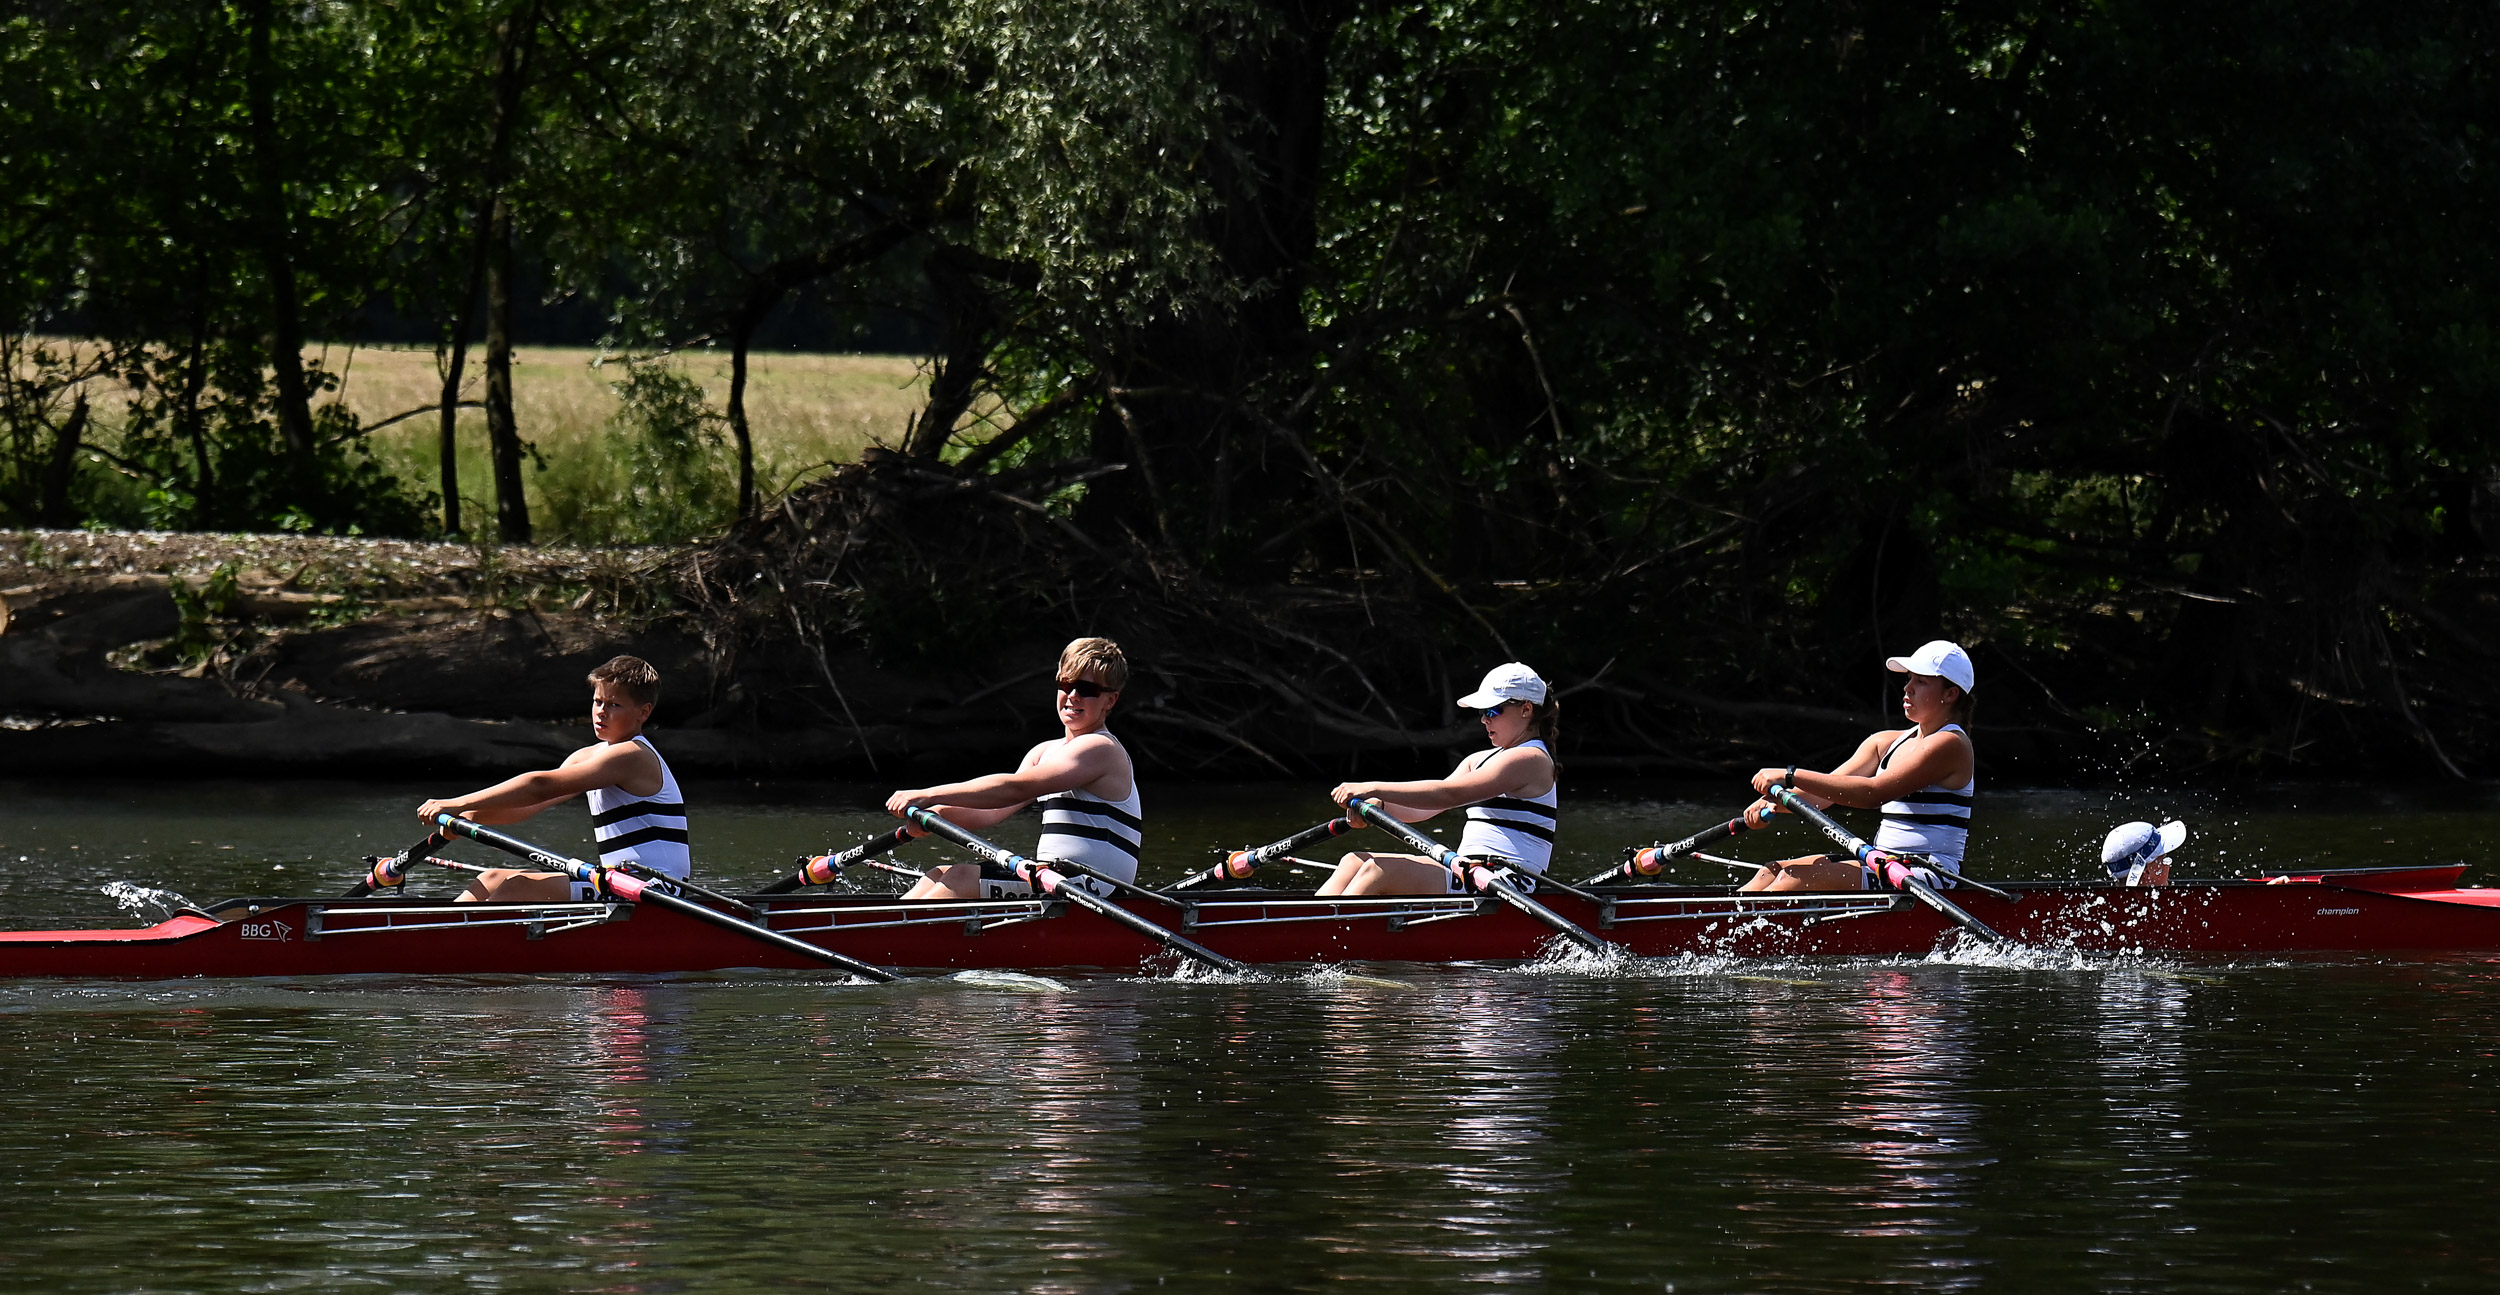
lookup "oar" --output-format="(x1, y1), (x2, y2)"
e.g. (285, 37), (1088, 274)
(1173, 817), (1358, 889)
(600, 860), (764, 918)
(344, 831), (449, 897)
(758, 826), (919, 894)
(433, 815), (902, 983)
(901, 807), (1254, 976)
(1577, 814), (1756, 886)
(1758, 785), (2011, 946)
(1344, 798), (1613, 957)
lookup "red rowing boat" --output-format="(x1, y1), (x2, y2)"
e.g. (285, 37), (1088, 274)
(1, 865), (2492, 978)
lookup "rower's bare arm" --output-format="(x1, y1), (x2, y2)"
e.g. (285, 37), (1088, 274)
(417, 742), (660, 826)
(1330, 780), (1440, 820)
(1856, 730), (1971, 804)
(1745, 734), (1885, 822)
(1333, 748), (1550, 818)
(913, 801), (1027, 830)
(1763, 730), (1967, 810)
(885, 738), (1119, 820)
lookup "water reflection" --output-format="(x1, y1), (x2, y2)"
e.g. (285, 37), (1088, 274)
(1310, 981), (1568, 1282)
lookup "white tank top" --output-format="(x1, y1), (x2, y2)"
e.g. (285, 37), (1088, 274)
(1034, 742), (1142, 885)
(584, 736), (690, 878)
(1457, 739), (1558, 873)
(1871, 725), (1972, 872)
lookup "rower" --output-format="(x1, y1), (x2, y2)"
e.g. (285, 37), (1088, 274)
(417, 655), (690, 903)
(885, 637), (1142, 900)
(1316, 662), (1560, 897)
(2103, 820), (2187, 887)
(1738, 639), (1976, 894)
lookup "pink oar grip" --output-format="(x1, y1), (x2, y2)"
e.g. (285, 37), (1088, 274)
(603, 871), (646, 901)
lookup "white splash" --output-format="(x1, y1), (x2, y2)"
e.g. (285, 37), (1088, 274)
(948, 968), (1071, 993)
(99, 881), (192, 923)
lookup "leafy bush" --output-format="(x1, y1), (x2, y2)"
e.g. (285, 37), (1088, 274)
(532, 359), (735, 545)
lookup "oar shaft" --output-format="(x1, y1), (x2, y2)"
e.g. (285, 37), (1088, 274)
(1345, 799), (1612, 955)
(1759, 786), (2008, 945)
(1579, 816), (1752, 886)
(1176, 817), (1357, 889)
(434, 815), (902, 982)
(904, 809), (1252, 976)
(760, 826), (918, 894)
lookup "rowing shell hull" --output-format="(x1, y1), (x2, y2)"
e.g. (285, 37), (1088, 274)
(2, 867), (2495, 979)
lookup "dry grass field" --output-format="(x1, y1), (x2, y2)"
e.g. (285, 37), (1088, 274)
(320, 344), (928, 537)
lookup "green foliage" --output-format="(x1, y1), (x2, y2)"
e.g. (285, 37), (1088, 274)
(6, 0), (2500, 771)
(167, 560), (244, 664)
(531, 360), (735, 545)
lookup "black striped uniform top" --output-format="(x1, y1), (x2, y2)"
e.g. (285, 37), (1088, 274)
(1035, 778), (1143, 886)
(1869, 723), (1972, 872)
(1456, 739), (1558, 874)
(584, 735), (690, 878)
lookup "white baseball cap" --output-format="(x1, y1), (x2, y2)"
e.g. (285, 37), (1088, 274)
(1456, 662), (1548, 710)
(1886, 640), (1976, 694)
(2101, 820), (2188, 879)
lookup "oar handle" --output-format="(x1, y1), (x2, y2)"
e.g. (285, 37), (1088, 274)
(760, 826), (918, 893)
(1176, 817), (1357, 889)
(434, 815), (637, 896)
(904, 807), (1041, 880)
(346, 831), (449, 897)
(1346, 798), (1457, 865)
(1761, 785), (1878, 864)
(1579, 816), (1752, 886)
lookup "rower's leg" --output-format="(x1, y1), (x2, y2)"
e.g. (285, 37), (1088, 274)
(455, 870), (574, 903)
(901, 864), (984, 901)
(1740, 854), (1866, 893)
(1320, 852), (1450, 896)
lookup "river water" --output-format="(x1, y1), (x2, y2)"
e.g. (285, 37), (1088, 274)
(3, 778), (2498, 1292)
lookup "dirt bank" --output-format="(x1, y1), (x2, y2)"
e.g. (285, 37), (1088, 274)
(0, 529), (1082, 778)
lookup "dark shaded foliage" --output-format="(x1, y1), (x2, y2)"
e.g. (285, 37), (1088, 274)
(7, 0), (2498, 776)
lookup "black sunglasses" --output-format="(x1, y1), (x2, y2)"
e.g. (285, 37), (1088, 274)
(1057, 679), (1112, 698)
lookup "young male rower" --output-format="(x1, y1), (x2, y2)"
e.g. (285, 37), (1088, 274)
(416, 655), (690, 903)
(1737, 639), (1975, 893)
(884, 637), (1142, 899)
(1316, 662), (1561, 897)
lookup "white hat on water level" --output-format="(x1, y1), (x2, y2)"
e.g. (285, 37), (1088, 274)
(1885, 640), (1976, 694)
(2102, 820), (2189, 883)
(1456, 662), (1548, 710)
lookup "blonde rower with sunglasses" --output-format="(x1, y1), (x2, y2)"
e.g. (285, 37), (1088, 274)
(885, 638), (1143, 900)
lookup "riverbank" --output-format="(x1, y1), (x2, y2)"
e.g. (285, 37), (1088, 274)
(4, 512), (2488, 785)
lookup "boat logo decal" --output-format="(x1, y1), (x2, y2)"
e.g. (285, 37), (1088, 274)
(238, 919), (295, 941)
(2316, 908), (2360, 916)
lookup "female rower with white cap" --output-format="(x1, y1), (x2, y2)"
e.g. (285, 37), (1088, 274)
(1315, 663), (1561, 897)
(1738, 639), (1978, 893)
(2103, 819), (2187, 886)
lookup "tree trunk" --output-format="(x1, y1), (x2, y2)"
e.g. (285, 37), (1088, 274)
(242, 0), (318, 467)
(37, 392), (87, 527)
(435, 334), (467, 535)
(178, 303), (215, 525)
(1081, 0), (1351, 566)
(436, 219), (490, 536)
(727, 326), (757, 517)
(484, 196), (530, 543)
(903, 248), (999, 460)
(441, 0), (541, 541)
